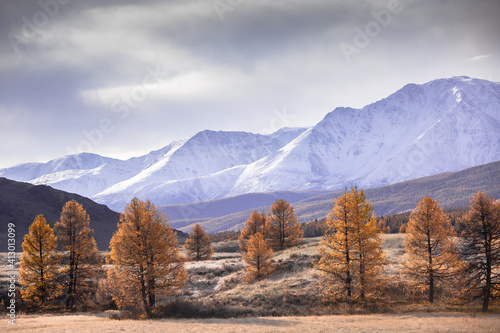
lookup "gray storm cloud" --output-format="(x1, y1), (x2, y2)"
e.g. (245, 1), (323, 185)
(0, 0), (499, 168)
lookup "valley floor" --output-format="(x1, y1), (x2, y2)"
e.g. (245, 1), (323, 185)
(8, 312), (500, 333)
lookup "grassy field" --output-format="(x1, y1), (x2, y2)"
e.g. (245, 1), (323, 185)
(3, 234), (500, 332)
(9, 312), (500, 332)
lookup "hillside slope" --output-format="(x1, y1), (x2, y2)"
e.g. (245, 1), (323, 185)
(0, 177), (120, 250)
(0, 178), (188, 250)
(169, 160), (500, 233)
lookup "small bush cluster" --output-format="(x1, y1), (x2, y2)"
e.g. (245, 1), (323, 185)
(111, 299), (254, 320)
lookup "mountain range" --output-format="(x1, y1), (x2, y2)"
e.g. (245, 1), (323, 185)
(1, 76), (499, 212)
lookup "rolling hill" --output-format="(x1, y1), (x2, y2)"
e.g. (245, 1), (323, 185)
(0, 177), (187, 250)
(165, 160), (500, 233)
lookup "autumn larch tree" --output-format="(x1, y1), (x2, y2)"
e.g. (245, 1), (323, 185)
(376, 218), (391, 234)
(55, 200), (102, 310)
(238, 211), (266, 252)
(108, 198), (187, 317)
(315, 189), (355, 301)
(19, 214), (61, 307)
(184, 223), (214, 261)
(265, 199), (303, 250)
(315, 187), (386, 302)
(350, 187), (386, 300)
(459, 191), (500, 312)
(403, 197), (460, 303)
(242, 233), (274, 282)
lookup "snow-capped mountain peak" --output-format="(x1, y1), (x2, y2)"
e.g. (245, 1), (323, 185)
(2, 77), (499, 211)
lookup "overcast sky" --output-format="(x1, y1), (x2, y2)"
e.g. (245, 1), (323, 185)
(1, 0), (499, 168)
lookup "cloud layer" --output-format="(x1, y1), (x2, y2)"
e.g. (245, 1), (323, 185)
(1, 0), (499, 168)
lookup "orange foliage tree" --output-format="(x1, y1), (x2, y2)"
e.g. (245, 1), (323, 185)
(242, 233), (274, 282)
(108, 198), (187, 316)
(19, 214), (61, 307)
(350, 187), (386, 300)
(315, 187), (385, 302)
(265, 199), (303, 250)
(403, 197), (460, 303)
(459, 191), (500, 312)
(376, 218), (391, 234)
(55, 200), (102, 310)
(238, 211), (266, 252)
(184, 223), (214, 261)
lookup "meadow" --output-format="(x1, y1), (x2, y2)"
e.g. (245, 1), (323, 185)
(9, 312), (500, 333)
(3, 235), (500, 332)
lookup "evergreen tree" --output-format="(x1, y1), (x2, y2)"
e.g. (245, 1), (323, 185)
(403, 197), (460, 303)
(108, 198), (187, 316)
(238, 211), (266, 252)
(184, 223), (214, 261)
(243, 233), (273, 282)
(459, 191), (500, 312)
(55, 200), (102, 310)
(265, 199), (303, 250)
(19, 215), (61, 307)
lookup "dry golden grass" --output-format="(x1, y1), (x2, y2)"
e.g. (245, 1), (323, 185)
(10, 312), (500, 332)
(6, 234), (500, 331)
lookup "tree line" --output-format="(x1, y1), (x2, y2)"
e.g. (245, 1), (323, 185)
(16, 197), (304, 314)
(315, 188), (500, 312)
(15, 189), (500, 315)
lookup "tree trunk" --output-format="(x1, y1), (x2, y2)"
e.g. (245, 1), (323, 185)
(148, 278), (156, 309)
(345, 232), (352, 299)
(483, 252), (492, 312)
(427, 230), (434, 303)
(39, 238), (46, 306)
(429, 272), (434, 303)
(359, 256), (365, 300)
(66, 261), (75, 310)
(139, 264), (151, 317)
(280, 218), (285, 249)
(482, 284), (490, 312)
(358, 225), (365, 301)
(482, 226), (492, 312)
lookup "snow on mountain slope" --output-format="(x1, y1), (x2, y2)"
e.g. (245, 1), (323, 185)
(229, 76), (500, 195)
(95, 165), (247, 209)
(1, 76), (499, 210)
(1, 143), (186, 198)
(0, 153), (118, 182)
(0, 127), (308, 210)
(92, 128), (307, 210)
